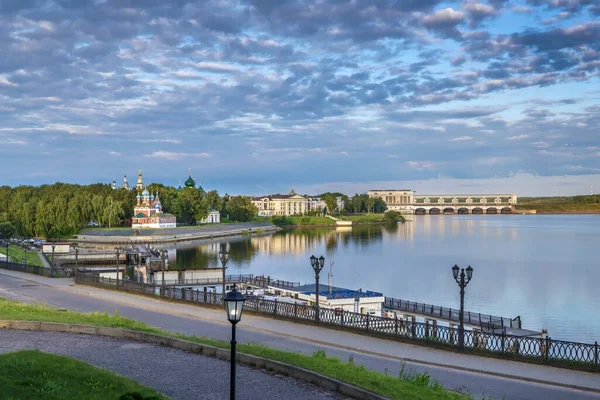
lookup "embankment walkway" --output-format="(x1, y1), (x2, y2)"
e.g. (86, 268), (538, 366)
(0, 330), (343, 400)
(75, 222), (279, 244)
(0, 269), (599, 400)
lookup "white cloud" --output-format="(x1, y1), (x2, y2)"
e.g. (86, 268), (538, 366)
(146, 151), (211, 160)
(507, 134), (529, 141)
(450, 136), (473, 141)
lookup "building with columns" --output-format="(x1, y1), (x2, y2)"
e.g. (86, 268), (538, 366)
(252, 189), (308, 217)
(368, 190), (518, 214)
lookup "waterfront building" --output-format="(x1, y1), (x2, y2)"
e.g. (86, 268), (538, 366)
(201, 208), (221, 224)
(251, 189), (308, 217)
(368, 190), (518, 214)
(132, 171), (176, 229)
(276, 284), (385, 316)
(252, 190), (344, 216)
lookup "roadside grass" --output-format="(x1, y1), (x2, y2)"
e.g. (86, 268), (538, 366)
(0, 245), (44, 266)
(0, 298), (472, 400)
(0, 350), (167, 400)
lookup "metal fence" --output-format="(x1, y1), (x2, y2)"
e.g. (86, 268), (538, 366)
(152, 274), (302, 290)
(75, 273), (599, 372)
(384, 297), (521, 329)
(0, 260), (75, 277)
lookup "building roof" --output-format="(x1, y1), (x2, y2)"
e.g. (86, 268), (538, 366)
(184, 175), (196, 187)
(292, 284), (383, 299)
(252, 193), (305, 200)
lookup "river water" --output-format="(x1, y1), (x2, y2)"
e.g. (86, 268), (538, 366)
(169, 215), (600, 344)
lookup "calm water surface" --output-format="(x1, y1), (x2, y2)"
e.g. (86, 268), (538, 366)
(169, 215), (600, 344)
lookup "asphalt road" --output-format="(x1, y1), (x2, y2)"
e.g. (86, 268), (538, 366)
(0, 273), (598, 400)
(0, 330), (344, 400)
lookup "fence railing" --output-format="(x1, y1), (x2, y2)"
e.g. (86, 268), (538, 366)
(75, 273), (599, 372)
(0, 261), (76, 277)
(384, 297), (520, 329)
(151, 274), (301, 290)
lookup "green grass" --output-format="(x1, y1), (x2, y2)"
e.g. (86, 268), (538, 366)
(516, 204), (600, 212)
(0, 245), (44, 266)
(0, 350), (167, 400)
(0, 298), (470, 400)
(344, 214), (388, 223)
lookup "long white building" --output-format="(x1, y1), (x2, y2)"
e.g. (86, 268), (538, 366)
(368, 190), (518, 214)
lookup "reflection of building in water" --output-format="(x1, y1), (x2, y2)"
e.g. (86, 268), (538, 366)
(251, 231), (324, 255)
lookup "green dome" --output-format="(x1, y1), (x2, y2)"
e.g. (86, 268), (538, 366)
(184, 175), (196, 188)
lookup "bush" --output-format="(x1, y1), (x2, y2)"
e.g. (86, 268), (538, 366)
(271, 216), (295, 227)
(384, 211), (402, 223)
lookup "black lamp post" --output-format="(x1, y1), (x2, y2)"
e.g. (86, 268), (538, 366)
(51, 242), (56, 274)
(5, 240), (9, 263)
(224, 285), (246, 400)
(310, 255), (325, 324)
(75, 247), (79, 270)
(452, 264), (473, 350)
(219, 248), (230, 307)
(160, 249), (167, 286)
(115, 247), (123, 286)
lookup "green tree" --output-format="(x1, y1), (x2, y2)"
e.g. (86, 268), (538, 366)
(226, 196), (258, 222)
(383, 210), (401, 223)
(206, 190), (222, 211)
(322, 195), (338, 215)
(0, 221), (16, 239)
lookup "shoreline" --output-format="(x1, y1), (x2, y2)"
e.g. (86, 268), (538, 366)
(74, 224), (281, 244)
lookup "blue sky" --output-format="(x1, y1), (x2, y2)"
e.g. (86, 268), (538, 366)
(1, 0), (599, 196)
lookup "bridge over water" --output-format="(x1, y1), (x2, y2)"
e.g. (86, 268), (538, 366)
(368, 190), (518, 215)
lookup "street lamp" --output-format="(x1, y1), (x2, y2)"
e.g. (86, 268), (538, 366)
(224, 285), (246, 400)
(5, 240), (9, 263)
(115, 247), (124, 286)
(219, 248), (230, 307)
(159, 249), (168, 286)
(51, 242), (56, 274)
(310, 255), (325, 324)
(452, 264), (474, 350)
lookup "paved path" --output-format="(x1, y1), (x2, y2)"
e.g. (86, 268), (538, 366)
(79, 222), (275, 237)
(1, 270), (599, 400)
(0, 330), (344, 400)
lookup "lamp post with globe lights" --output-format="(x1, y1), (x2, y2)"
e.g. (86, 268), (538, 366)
(452, 264), (473, 350)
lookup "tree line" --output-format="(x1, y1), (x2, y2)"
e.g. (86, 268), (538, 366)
(0, 183), (257, 238)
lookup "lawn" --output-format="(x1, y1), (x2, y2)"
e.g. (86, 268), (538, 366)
(0, 244), (44, 266)
(0, 298), (471, 400)
(0, 350), (167, 400)
(343, 214), (388, 223)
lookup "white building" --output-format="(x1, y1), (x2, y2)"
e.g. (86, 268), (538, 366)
(201, 209), (221, 224)
(275, 284), (385, 317)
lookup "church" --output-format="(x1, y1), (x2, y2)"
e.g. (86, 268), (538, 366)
(131, 171), (177, 229)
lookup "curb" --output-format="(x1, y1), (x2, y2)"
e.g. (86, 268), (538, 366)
(0, 320), (387, 400)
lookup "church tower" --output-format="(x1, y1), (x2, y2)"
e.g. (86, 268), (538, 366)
(136, 170), (144, 192)
(122, 175), (130, 190)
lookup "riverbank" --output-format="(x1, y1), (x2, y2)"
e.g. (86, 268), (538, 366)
(272, 214), (405, 228)
(516, 205), (600, 214)
(75, 222), (280, 244)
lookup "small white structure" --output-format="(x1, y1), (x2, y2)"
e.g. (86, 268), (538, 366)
(276, 284), (385, 317)
(42, 243), (71, 254)
(201, 209), (221, 224)
(0, 254), (12, 262)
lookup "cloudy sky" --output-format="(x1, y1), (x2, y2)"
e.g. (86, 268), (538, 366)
(1, 0), (599, 196)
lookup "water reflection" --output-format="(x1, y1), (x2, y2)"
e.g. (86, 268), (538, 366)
(169, 216), (599, 343)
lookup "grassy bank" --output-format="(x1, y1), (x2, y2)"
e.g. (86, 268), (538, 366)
(516, 204), (600, 213)
(0, 245), (44, 266)
(517, 195), (600, 213)
(0, 298), (469, 400)
(0, 350), (167, 400)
